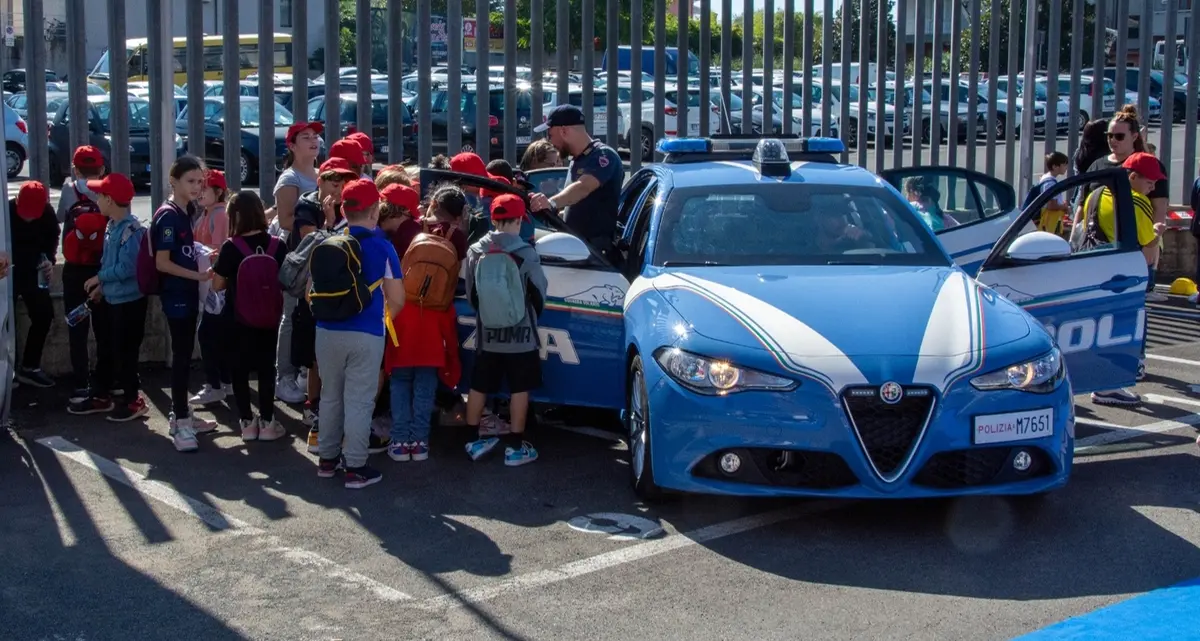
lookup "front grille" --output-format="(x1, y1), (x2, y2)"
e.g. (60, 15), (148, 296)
(842, 386), (935, 479)
(884, 113), (895, 122)
(913, 446), (1054, 488)
(693, 448), (859, 489)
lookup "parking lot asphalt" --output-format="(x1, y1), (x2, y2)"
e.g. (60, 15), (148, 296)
(1, 288), (1198, 641)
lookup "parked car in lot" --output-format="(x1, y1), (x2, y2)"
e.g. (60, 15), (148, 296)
(306, 93), (416, 163)
(3, 103), (29, 179)
(175, 97), (292, 185)
(127, 81), (188, 118)
(2, 68), (58, 94)
(47, 94), (179, 186)
(412, 81), (535, 158)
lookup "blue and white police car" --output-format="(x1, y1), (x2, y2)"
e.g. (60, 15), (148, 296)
(429, 135), (1146, 501)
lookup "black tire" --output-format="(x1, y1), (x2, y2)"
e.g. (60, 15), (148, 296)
(627, 355), (666, 501)
(640, 127), (654, 161)
(240, 150), (256, 186)
(6, 142), (24, 180)
(1077, 110), (1089, 131)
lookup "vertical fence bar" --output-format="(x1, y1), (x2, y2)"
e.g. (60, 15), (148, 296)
(1183, 10), (1199, 203)
(531, 0), (544, 134)
(475, 0), (490, 162)
(984, 0), (1000, 178)
(259, 3), (276, 198)
(838, 0), (849, 161)
(873, 0), (885, 174)
(742, 0), (753, 133)
(1160, 0), (1178, 170)
(186, 0), (205, 157)
(802, 0), (814, 135)
(448, 0), (463, 157)
(1044, 0), (1062, 158)
(763, 0), (774, 135)
(148, 0), (171, 207)
(556, 0), (569, 115)
(700, 0), (712, 137)
(22, 0), (46, 183)
(631, 0), (643, 168)
(504, 0), (517, 160)
(930, 0), (944, 164)
(1137, 3), (1152, 124)
(782, 0), (794, 135)
(820, 0), (832, 137)
(222, 0), (239, 191)
(293, 0), (308, 116)
(582, 0), (595, 137)
(856, 0), (869, 166)
(607, 0), (620, 146)
(418, 0), (432, 163)
(355, 0), (371, 161)
(1019, 0), (1037, 196)
(913, 0), (926, 167)
(1113, 0), (1129, 104)
(965, 0), (981, 172)
(1089, 0), (1105, 123)
(387, 0), (402, 164)
(948, 0), (962, 168)
(1003, 0), (1019, 183)
(721, 0), (731, 138)
(655, 0), (666, 153)
(66, 0), (88, 157)
(892, 0), (907, 170)
(108, 0), (129, 177)
(323, 0), (341, 144)
(1066, 0), (1082, 168)
(675, 0), (688, 138)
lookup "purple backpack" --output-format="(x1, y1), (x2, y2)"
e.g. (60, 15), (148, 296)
(230, 236), (284, 329)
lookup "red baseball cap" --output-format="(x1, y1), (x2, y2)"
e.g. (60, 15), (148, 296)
(341, 178), (381, 212)
(329, 139), (364, 165)
(380, 183), (419, 216)
(348, 132), (373, 163)
(481, 174), (512, 199)
(72, 145), (104, 170)
(490, 193), (528, 222)
(1122, 152), (1167, 182)
(450, 152), (488, 177)
(205, 169), (227, 190)
(15, 181), (48, 219)
(286, 121), (323, 143)
(87, 173), (135, 207)
(318, 157), (358, 179)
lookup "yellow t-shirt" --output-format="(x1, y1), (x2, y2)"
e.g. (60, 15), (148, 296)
(1083, 187), (1157, 248)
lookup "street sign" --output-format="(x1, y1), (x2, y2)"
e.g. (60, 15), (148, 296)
(462, 16), (503, 53)
(4, 25), (13, 47)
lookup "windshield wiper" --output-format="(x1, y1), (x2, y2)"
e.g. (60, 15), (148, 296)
(662, 260), (726, 267)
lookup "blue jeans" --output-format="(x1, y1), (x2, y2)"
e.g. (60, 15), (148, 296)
(389, 367), (438, 443)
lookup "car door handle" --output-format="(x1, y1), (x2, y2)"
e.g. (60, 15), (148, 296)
(1099, 274), (1144, 293)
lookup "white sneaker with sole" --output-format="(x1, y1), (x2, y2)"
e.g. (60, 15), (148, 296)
(275, 377), (306, 404)
(257, 418), (287, 442)
(1091, 388), (1142, 406)
(189, 384), (228, 406)
(240, 417), (260, 441)
(170, 415), (199, 452)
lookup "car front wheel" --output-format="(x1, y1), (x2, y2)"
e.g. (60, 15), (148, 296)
(6, 142), (24, 180)
(628, 355), (666, 501)
(240, 150), (255, 186)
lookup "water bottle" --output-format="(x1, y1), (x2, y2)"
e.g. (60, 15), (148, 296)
(36, 253), (51, 290)
(66, 301), (91, 328)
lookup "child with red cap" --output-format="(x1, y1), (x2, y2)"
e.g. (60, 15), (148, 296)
(189, 169), (233, 407)
(462, 193), (546, 466)
(348, 131), (374, 178)
(328, 139), (366, 177)
(8, 181), (58, 388)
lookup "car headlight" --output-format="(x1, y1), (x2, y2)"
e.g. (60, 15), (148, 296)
(175, 133), (184, 149)
(970, 348), (1064, 393)
(654, 347), (797, 395)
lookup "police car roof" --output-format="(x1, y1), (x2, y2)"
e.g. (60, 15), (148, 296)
(663, 156), (883, 190)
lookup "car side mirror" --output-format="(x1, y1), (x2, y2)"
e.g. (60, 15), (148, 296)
(1006, 231), (1072, 262)
(535, 232), (591, 263)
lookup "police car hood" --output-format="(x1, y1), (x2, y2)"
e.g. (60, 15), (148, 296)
(653, 266), (1033, 360)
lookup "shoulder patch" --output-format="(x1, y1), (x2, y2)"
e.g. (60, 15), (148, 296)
(598, 155), (609, 168)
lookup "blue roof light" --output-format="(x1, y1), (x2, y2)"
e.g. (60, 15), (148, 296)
(656, 138), (712, 154)
(804, 137), (846, 154)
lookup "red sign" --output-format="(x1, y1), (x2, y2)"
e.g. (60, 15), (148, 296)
(463, 17), (504, 52)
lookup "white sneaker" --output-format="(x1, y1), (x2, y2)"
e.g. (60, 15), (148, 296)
(296, 369), (308, 392)
(189, 384), (228, 406)
(257, 418), (287, 442)
(1091, 388), (1142, 406)
(170, 415), (199, 452)
(240, 417), (260, 441)
(1146, 291), (1169, 303)
(190, 414), (219, 434)
(302, 407), (318, 427)
(275, 377), (306, 404)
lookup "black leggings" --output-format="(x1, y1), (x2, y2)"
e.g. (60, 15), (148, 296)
(167, 314), (197, 419)
(62, 263), (109, 387)
(14, 280), (53, 370)
(232, 325), (279, 421)
(107, 298), (148, 402)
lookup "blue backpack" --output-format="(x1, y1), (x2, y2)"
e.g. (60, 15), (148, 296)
(474, 246), (527, 329)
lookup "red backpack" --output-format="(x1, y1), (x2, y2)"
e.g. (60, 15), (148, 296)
(62, 187), (107, 265)
(229, 236), (284, 329)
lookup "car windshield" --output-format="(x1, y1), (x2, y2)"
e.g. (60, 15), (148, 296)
(340, 98), (413, 123)
(656, 185), (947, 267)
(239, 101), (294, 128)
(94, 99), (152, 132)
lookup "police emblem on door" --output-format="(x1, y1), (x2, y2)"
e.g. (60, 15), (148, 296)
(879, 381), (903, 405)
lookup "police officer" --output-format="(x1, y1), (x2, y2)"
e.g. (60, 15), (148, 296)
(529, 105), (623, 257)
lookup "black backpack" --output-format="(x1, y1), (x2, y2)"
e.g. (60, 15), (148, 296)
(1072, 187), (1111, 253)
(308, 227), (380, 322)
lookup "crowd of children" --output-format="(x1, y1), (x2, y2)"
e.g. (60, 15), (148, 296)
(15, 127), (551, 490)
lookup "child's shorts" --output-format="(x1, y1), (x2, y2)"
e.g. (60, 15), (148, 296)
(471, 349), (542, 395)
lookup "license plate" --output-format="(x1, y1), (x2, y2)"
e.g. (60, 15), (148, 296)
(688, 123), (699, 135)
(381, 145), (388, 153)
(973, 408), (1054, 445)
(517, 135), (531, 144)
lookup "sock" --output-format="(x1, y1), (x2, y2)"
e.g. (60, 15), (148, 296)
(503, 432), (527, 450)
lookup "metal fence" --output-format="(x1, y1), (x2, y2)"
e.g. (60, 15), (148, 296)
(9, 0), (1200, 206)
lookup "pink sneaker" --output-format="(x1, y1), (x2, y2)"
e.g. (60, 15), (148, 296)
(478, 413), (511, 437)
(190, 415), (219, 434)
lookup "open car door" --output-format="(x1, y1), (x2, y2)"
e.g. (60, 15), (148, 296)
(523, 167), (570, 201)
(974, 168), (1146, 394)
(417, 168), (627, 410)
(880, 166), (1027, 274)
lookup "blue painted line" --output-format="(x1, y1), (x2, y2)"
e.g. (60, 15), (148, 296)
(1014, 577), (1200, 640)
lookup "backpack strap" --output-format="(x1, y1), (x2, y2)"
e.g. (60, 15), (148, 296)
(230, 235), (253, 257)
(265, 236), (280, 258)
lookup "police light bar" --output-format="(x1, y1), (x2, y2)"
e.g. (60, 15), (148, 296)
(752, 139), (791, 177)
(656, 138), (711, 154)
(802, 137), (846, 154)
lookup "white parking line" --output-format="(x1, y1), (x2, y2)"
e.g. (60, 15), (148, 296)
(37, 436), (413, 603)
(1074, 410), (1200, 453)
(1145, 353), (1200, 368)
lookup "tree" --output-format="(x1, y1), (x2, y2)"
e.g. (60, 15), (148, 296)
(957, 0), (1098, 74)
(830, 0), (896, 64)
(511, 0), (657, 54)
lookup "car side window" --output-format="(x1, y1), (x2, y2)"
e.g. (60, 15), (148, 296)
(617, 173), (654, 229)
(882, 168), (1012, 230)
(626, 185), (659, 280)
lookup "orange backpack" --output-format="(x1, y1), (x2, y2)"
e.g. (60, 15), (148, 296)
(401, 221), (460, 310)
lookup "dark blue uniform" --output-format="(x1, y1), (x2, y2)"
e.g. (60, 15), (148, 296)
(564, 140), (623, 250)
(152, 202), (199, 319)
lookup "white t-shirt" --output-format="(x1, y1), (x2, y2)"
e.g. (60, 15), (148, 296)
(1037, 172), (1066, 205)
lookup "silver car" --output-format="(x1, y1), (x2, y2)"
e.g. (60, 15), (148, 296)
(3, 103), (28, 179)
